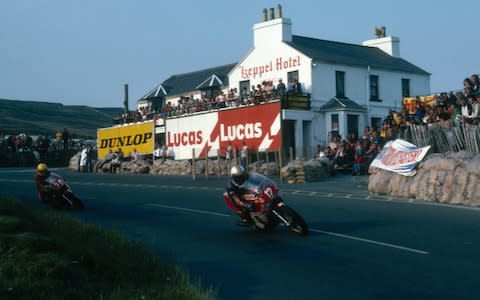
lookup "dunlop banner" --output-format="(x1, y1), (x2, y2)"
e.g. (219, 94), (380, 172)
(97, 121), (154, 159)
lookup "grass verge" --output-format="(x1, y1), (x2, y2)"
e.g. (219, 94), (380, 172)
(0, 196), (216, 300)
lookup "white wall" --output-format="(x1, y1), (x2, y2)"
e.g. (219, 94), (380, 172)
(229, 42), (311, 92)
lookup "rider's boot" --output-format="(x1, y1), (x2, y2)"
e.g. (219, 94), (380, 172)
(237, 212), (253, 227)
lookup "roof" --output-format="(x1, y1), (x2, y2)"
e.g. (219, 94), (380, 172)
(196, 74), (224, 89)
(287, 35), (430, 75)
(159, 63), (237, 97)
(320, 97), (367, 111)
(141, 84), (167, 100)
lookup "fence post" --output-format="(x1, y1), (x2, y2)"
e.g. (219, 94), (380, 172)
(192, 149), (196, 181)
(289, 147), (294, 162)
(274, 150), (279, 175)
(278, 149), (283, 183)
(217, 150), (221, 177)
(205, 151), (209, 180)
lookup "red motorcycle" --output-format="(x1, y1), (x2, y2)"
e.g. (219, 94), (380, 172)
(224, 174), (308, 236)
(44, 173), (84, 210)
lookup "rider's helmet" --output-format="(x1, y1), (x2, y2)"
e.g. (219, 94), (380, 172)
(36, 163), (49, 176)
(230, 165), (248, 186)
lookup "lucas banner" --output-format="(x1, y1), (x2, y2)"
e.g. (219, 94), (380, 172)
(370, 139), (431, 176)
(166, 102), (282, 160)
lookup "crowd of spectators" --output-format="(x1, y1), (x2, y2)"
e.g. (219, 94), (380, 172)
(317, 73), (480, 175)
(0, 128), (88, 166)
(114, 78), (304, 124)
(317, 126), (382, 176)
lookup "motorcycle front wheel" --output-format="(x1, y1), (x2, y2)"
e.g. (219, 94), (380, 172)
(277, 206), (308, 236)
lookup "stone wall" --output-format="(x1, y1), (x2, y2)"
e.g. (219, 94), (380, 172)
(368, 151), (480, 206)
(69, 153), (333, 182)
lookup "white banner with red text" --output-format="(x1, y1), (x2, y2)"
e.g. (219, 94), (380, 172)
(165, 102), (282, 160)
(370, 139), (431, 176)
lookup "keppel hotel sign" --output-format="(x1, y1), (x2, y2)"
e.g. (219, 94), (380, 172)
(240, 55), (301, 79)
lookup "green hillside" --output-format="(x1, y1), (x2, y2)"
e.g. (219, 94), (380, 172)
(0, 99), (125, 138)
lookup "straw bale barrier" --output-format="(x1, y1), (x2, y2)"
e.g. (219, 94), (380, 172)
(368, 151), (480, 207)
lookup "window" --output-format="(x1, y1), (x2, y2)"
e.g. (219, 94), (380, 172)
(402, 78), (410, 98)
(239, 80), (250, 99)
(371, 117), (382, 132)
(347, 114), (359, 137)
(336, 71), (345, 98)
(287, 70), (299, 82)
(331, 114), (339, 131)
(370, 75), (380, 101)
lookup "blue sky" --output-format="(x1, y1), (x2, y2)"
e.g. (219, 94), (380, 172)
(1, 0), (479, 108)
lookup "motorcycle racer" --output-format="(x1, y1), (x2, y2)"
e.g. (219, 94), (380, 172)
(225, 165), (278, 226)
(35, 163), (51, 203)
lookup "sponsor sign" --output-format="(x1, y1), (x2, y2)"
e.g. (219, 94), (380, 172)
(166, 102), (282, 160)
(97, 121), (154, 159)
(403, 95), (436, 114)
(239, 55), (302, 79)
(370, 139), (431, 176)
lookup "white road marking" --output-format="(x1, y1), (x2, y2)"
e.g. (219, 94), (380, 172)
(145, 203), (231, 217)
(309, 229), (429, 255)
(0, 167), (62, 174)
(144, 203), (429, 255)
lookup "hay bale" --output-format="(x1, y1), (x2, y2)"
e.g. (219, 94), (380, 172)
(368, 170), (392, 195)
(439, 172), (455, 203)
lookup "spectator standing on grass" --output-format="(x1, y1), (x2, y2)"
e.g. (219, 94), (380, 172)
(86, 144), (93, 172)
(55, 130), (62, 151)
(79, 146), (88, 172)
(62, 128), (70, 150)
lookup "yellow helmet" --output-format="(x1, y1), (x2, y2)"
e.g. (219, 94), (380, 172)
(36, 163), (49, 175)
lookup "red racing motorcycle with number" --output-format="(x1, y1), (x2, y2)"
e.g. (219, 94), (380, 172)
(224, 174), (308, 236)
(44, 173), (84, 210)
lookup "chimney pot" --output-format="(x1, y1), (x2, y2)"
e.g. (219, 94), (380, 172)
(262, 8), (267, 22)
(276, 4), (283, 18)
(269, 7), (275, 20)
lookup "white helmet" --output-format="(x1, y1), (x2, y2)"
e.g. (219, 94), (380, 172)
(230, 165), (248, 186)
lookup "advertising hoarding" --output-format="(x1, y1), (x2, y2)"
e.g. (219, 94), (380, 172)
(166, 102), (282, 160)
(97, 121), (154, 159)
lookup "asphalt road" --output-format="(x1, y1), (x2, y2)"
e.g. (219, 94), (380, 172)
(1, 168), (480, 300)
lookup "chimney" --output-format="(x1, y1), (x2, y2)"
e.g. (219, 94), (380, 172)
(362, 26), (400, 57)
(276, 4), (282, 18)
(123, 84), (129, 114)
(254, 6), (292, 47)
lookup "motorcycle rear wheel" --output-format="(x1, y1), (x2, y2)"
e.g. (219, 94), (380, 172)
(278, 206), (308, 236)
(63, 192), (85, 210)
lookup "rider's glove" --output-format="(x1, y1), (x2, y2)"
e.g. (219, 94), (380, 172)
(242, 203), (254, 212)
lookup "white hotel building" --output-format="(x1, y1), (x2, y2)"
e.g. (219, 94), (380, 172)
(138, 5), (430, 159)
